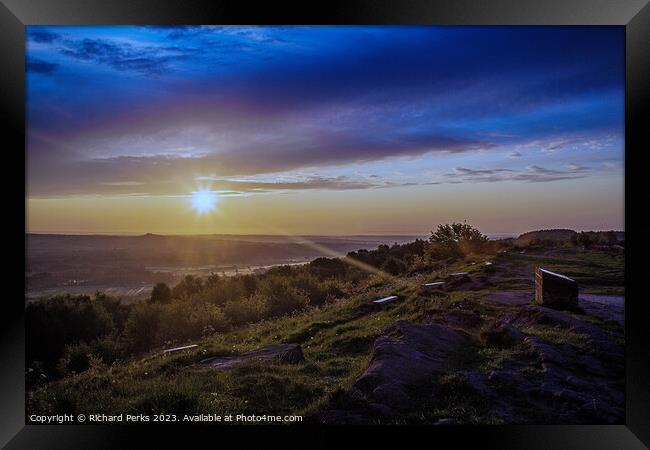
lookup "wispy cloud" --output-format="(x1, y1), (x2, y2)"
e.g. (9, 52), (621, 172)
(443, 164), (595, 184)
(29, 173), (412, 198)
(57, 38), (190, 75)
(26, 58), (58, 75)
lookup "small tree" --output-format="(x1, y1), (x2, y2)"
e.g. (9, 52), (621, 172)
(576, 232), (592, 249)
(124, 304), (161, 353)
(381, 256), (408, 276)
(426, 222), (488, 260)
(171, 275), (203, 300)
(150, 282), (171, 304)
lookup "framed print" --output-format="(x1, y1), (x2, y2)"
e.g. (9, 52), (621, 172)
(2, 0), (649, 448)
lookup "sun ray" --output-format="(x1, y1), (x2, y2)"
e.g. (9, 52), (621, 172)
(190, 189), (217, 214)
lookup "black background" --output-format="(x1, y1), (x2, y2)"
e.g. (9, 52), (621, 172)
(1, 1), (649, 448)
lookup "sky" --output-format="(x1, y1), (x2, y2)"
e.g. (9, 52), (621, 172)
(26, 26), (624, 235)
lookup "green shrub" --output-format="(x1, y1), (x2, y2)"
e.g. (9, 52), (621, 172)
(256, 277), (310, 317)
(89, 333), (125, 364)
(150, 282), (172, 303)
(57, 342), (95, 376)
(195, 275), (253, 305)
(224, 294), (268, 325)
(124, 303), (161, 353)
(426, 223), (489, 260)
(25, 295), (115, 375)
(380, 256), (408, 275)
(171, 275), (203, 300)
(157, 301), (230, 344)
(290, 272), (342, 306)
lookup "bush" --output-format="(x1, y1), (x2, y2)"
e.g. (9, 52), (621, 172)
(290, 272), (343, 306)
(157, 302), (230, 344)
(124, 304), (161, 353)
(426, 223), (489, 260)
(308, 257), (347, 279)
(256, 277), (310, 317)
(195, 275), (255, 306)
(150, 282), (172, 303)
(57, 342), (101, 376)
(25, 295), (115, 375)
(89, 333), (125, 364)
(380, 256), (408, 276)
(171, 275), (203, 300)
(224, 295), (267, 325)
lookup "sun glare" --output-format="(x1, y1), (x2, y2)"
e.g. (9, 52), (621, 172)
(190, 189), (217, 214)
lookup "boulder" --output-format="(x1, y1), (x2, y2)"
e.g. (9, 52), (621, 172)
(444, 308), (483, 329)
(353, 320), (467, 409)
(481, 322), (525, 348)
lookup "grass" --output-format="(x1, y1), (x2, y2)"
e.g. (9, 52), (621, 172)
(27, 247), (624, 423)
(498, 249), (624, 295)
(520, 326), (592, 350)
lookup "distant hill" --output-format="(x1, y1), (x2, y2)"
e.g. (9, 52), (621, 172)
(514, 229), (624, 247)
(515, 229), (577, 246)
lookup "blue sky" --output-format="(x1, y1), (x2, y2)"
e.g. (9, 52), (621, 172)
(25, 26), (624, 234)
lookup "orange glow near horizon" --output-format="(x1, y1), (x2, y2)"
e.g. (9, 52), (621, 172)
(26, 175), (624, 236)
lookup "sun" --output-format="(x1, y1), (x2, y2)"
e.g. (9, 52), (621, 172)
(190, 189), (217, 214)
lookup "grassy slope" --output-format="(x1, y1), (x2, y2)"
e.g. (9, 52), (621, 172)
(27, 248), (624, 422)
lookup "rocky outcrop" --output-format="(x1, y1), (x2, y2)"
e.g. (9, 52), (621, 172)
(352, 320), (467, 409)
(491, 306), (624, 423)
(198, 343), (304, 370)
(481, 322), (526, 348)
(315, 301), (624, 424)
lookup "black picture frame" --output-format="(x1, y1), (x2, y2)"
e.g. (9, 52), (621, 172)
(2, 1), (649, 448)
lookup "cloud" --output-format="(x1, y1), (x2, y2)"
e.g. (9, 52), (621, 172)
(26, 58), (59, 75)
(28, 29), (59, 43)
(452, 167), (515, 176)
(58, 38), (190, 75)
(28, 173), (410, 198)
(200, 175), (407, 192)
(509, 151), (522, 158)
(543, 138), (584, 152)
(443, 164), (594, 184)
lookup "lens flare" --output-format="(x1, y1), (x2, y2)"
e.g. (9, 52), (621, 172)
(190, 189), (217, 214)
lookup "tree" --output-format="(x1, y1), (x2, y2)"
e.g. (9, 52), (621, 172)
(426, 222), (488, 260)
(171, 275), (203, 300)
(150, 282), (172, 304)
(381, 256), (408, 275)
(576, 232), (593, 248)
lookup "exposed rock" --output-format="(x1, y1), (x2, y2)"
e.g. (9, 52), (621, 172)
(504, 305), (591, 332)
(481, 322), (526, 348)
(456, 371), (490, 395)
(443, 309), (483, 329)
(316, 300), (624, 424)
(525, 336), (568, 365)
(352, 320), (467, 409)
(579, 294), (625, 326)
(486, 291), (531, 306)
(198, 343), (304, 370)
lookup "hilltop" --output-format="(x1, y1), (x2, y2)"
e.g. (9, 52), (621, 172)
(26, 226), (625, 424)
(513, 229), (624, 247)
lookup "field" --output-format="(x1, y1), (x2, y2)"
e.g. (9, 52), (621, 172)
(26, 234), (419, 300)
